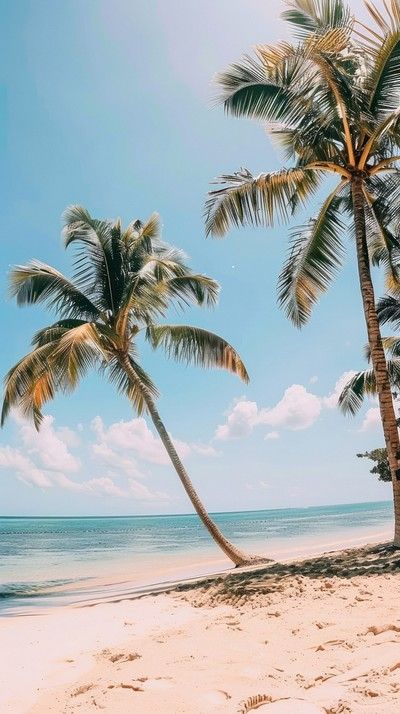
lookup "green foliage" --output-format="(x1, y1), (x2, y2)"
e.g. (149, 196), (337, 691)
(2, 207), (248, 428)
(205, 0), (400, 324)
(357, 448), (391, 482)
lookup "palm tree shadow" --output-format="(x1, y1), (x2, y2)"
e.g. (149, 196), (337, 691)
(175, 542), (400, 607)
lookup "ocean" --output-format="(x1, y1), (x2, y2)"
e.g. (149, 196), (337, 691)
(0, 500), (393, 614)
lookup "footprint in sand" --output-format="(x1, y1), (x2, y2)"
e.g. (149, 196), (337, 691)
(239, 698), (325, 713)
(202, 690), (231, 705)
(142, 677), (174, 692)
(71, 683), (94, 697)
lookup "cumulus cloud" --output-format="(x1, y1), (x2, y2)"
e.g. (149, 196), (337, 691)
(91, 415), (217, 466)
(322, 371), (356, 410)
(360, 406), (381, 432)
(215, 399), (258, 441)
(215, 373), (363, 441)
(0, 413), (165, 500)
(258, 384), (321, 431)
(216, 385), (321, 441)
(0, 446), (52, 489)
(18, 415), (81, 473)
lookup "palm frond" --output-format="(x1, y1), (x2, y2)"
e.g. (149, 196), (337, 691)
(338, 368), (377, 414)
(282, 0), (352, 40)
(377, 294), (400, 326)
(32, 319), (89, 347)
(63, 205), (123, 315)
(364, 192), (400, 293)
(338, 357), (400, 414)
(277, 191), (345, 326)
(106, 355), (159, 416)
(122, 212), (161, 250)
(51, 323), (106, 389)
(216, 54), (297, 123)
(9, 261), (100, 320)
(146, 325), (249, 383)
(365, 25), (400, 116)
(205, 167), (320, 237)
(161, 275), (220, 308)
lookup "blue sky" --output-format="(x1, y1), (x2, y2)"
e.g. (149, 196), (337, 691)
(0, 0), (394, 516)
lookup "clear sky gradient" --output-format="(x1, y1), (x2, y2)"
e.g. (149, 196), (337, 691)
(0, 0), (393, 516)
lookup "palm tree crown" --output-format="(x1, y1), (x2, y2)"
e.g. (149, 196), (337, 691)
(2, 206), (248, 428)
(205, 0), (400, 325)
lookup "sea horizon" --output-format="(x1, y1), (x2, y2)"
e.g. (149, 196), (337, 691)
(0, 497), (393, 520)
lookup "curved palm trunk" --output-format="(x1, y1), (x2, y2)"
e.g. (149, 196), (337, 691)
(145, 395), (261, 566)
(352, 176), (400, 546)
(120, 357), (265, 566)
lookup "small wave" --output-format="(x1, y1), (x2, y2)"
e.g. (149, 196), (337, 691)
(0, 578), (79, 600)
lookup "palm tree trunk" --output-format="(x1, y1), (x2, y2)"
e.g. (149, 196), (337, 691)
(352, 176), (400, 546)
(120, 356), (265, 566)
(145, 395), (261, 566)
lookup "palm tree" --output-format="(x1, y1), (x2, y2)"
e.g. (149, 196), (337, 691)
(1, 205), (262, 567)
(204, 0), (400, 545)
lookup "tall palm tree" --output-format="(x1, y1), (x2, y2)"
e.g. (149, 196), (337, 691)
(1, 205), (261, 567)
(204, 0), (400, 545)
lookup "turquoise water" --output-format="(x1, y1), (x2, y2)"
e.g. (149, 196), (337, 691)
(0, 500), (393, 612)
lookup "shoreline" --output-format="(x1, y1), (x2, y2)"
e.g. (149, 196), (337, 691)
(1, 524), (393, 616)
(1, 533), (399, 712)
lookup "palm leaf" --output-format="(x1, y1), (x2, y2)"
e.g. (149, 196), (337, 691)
(1, 343), (59, 428)
(63, 205), (123, 315)
(106, 355), (159, 416)
(9, 261), (100, 319)
(161, 275), (220, 308)
(282, 0), (352, 40)
(32, 319), (89, 347)
(146, 324), (249, 383)
(277, 191), (345, 326)
(338, 368), (377, 414)
(205, 167), (320, 237)
(338, 358), (400, 414)
(378, 294), (400, 326)
(51, 323), (106, 388)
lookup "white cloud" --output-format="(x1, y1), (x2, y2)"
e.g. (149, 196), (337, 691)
(215, 399), (258, 441)
(216, 385), (321, 441)
(360, 407), (381, 432)
(91, 415), (191, 464)
(91, 415), (216, 465)
(309, 375), (318, 384)
(91, 442), (145, 479)
(19, 415), (81, 474)
(322, 371), (356, 409)
(2, 413), (173, 501)
(258, 384), (321, 431)
(84, 476), (127, 498)
(0, 446), (52, 489)
(265, 431), (279, 440)
(191, 443), (220, 457)
(128, 479), (169, 501)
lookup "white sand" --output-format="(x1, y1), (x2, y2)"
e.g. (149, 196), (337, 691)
(1, 540), (399, 713)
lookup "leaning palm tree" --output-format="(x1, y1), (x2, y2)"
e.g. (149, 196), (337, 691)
(1, 205), (261, 567)
(205, 0), (400, 545)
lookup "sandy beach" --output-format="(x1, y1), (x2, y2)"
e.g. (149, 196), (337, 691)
(1, 539), (399, 714)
